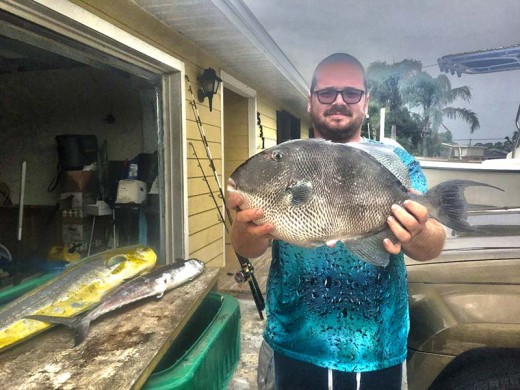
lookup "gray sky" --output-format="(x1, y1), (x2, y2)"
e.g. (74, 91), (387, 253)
(243, 0), (520, 144)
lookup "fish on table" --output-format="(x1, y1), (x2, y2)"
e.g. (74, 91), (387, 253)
(0, 246), (157, 352)
(25, 258), (205, 346)
(227, 138), (501, 267)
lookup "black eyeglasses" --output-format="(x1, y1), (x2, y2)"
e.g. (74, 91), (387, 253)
(313, 88), (365, 104)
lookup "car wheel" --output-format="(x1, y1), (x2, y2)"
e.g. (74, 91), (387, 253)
(429, 354), (520, 390)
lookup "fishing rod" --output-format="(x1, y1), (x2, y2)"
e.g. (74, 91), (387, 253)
(188, 142), (227, 228)
(186, 75), (265, 319)
(188, 142), (265, 319)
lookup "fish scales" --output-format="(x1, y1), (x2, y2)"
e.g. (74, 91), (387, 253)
(231, 140), (408, 244)
(0, 246), (156, 352)
(228, 139), (500, 266)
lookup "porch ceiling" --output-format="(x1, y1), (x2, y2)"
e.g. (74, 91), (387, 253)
(132, 0), (309, 119)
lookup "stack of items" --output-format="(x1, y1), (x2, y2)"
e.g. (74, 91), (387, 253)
(111, 153), (158, 248)
(54, 134), (103, 256)
(114, 178), (147, 247)
(60, 170), (98, 254)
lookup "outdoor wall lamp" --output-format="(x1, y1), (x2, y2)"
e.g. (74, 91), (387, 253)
(198, 67), (222, 112)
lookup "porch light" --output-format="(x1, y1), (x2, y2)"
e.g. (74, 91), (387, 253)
(198, 67), (222, 112)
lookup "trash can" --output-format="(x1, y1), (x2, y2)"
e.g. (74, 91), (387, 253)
(143, 292), (241, 390)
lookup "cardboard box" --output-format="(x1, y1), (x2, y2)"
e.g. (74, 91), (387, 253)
(60, 171), (97, 193)
(62, 222), (89, 243)
(60, 192), (96, 211)
(60, 214), (110, 254)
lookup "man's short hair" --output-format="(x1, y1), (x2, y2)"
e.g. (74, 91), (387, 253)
(310, 53), (367, 92)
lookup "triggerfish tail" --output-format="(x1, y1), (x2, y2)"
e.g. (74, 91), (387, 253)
(418, 180), (503, 232)
(24, 314), (91, 346)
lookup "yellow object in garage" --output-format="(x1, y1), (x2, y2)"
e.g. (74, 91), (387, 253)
(47, 245), (81, 263)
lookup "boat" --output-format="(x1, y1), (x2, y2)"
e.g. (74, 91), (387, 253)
(418, 157), (520, 209)
(415, 46), (520, 209)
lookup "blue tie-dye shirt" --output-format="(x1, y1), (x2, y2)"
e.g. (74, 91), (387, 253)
(263, 142), (427, 372)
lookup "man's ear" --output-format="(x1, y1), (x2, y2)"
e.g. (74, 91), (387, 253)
(307, 93), (312, 113)
(363, 93), (370, 115)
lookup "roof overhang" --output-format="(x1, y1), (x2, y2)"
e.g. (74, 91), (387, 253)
(133, 0), (309, 118)
(437, 44), (520, 77)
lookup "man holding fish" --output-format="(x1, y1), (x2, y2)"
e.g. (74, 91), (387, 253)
(227, 53), (446, 389)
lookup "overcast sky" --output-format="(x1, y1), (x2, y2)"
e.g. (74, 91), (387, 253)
(242, 0), (520, 144)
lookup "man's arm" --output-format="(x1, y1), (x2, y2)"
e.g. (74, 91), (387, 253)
(227, 192), (274, 258)
(384, 200), (446, 261)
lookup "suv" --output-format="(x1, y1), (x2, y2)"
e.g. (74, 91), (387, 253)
(406, 209), (520, 389)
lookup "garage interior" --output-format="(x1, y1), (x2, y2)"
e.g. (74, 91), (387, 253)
(0, 11), (164, 285)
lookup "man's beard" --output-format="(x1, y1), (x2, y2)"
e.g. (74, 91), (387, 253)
(311, 106), (364, 143)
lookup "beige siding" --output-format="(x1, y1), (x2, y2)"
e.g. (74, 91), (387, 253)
(185, 64), (224, 266)
(189, 224), (223, 253)
(301, 121), (311, 139)
(191, 238), (223, 265)
(223, 89), (249, 268)
(224, 89), (249, 180)
(255, 96), (311, 148)
(256, 98), (278, 150)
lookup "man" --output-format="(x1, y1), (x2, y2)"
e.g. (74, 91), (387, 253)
(228, 53), (446, 389)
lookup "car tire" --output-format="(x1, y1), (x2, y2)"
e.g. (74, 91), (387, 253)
(429, 353), (520, 390)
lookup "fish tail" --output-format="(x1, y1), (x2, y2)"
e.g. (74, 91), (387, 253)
(24, 314), (91, 346)
(420, 180), (503, 232)
(73, 319), (91, 346)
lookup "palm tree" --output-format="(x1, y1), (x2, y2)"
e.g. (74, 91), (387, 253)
(401, 72), (480, 156)
(366, 59), (422, 138)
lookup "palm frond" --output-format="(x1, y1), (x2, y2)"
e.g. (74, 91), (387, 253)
(448, 86), (472, 103)
(443, 107), (480, 133)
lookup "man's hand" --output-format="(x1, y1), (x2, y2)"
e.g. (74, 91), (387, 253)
(384, 199), (445, 260)
(227, 192), (274, 238)
(227, 192), (274, 258)
(384, 200), (429, 254)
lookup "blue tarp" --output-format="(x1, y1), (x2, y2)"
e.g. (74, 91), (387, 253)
(437, 45), (520, 77)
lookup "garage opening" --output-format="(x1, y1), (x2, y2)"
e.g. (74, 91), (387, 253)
(0, 8), (183, 284)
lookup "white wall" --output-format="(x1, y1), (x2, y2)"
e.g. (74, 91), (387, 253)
(0, 66), (152, 205)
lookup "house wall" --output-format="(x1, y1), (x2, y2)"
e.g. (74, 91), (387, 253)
(257, 99), (278, 150)
(256, 95), (311, 149)
(301, 119), (311, 139)
(223, 89), (248, 267)
(185, 65), (224, 266)
(72, 0), (310, 267)
(224, 89), (249, 181)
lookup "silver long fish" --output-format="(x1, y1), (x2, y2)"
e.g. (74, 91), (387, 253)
(25, 258), (205, 346)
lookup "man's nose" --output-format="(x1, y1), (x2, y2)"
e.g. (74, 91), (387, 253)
(332, 92), (347, 105)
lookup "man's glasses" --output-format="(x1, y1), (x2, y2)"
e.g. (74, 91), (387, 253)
(313, 88), (365, 105)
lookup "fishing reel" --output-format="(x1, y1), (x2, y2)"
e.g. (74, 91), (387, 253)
(229, 254), (265, 319)
(227, 262), (255, 284)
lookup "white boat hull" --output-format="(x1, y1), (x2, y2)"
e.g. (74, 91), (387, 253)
(419, 159), (520, 209)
